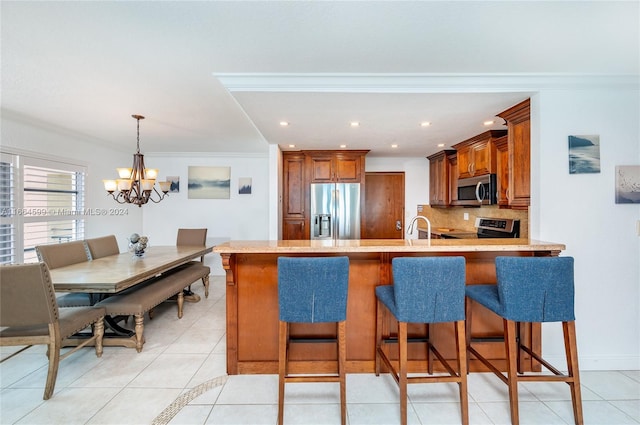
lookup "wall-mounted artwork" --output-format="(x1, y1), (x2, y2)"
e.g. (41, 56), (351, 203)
(239, 177), (252, 194)
(615, 165), (640, 204)
(188, 166), (230, 199)
(569, 135), (600, 174)
(167, 176), (180, 193)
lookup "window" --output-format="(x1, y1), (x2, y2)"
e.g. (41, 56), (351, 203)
(0, 152), (86, 264)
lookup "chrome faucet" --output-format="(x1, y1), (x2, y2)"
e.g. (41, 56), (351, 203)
(406, 215), (431, 241)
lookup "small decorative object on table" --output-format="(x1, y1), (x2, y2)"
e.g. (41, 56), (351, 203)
(128, 233), (148, 258)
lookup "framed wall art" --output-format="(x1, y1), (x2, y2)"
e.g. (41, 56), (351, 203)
(166, 176), (180, 193)
(568, 135), (600, 174)
(239, 177), (252, 194)
(615, 165), (640, 204)
(188, 166), (230, 199)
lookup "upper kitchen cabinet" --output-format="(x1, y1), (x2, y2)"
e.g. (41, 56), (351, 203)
(305, 150), (369, 183)
(497, 99), (530, 210)
(282, 152), (307, 240)
(494, 135), (509, 207)
(453, 130), (507, 179)
(427, 150), (456, 207)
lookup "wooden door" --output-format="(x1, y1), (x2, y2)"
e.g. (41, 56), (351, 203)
(363, 172), (404, 239)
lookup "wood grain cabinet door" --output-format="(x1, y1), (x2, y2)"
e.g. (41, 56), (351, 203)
(497, 98), (531, 210)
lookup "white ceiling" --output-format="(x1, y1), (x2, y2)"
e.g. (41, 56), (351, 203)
(1, 1), (638, 158)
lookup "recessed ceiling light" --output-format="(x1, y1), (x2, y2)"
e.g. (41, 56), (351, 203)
(340, 144), (347, 148)
(437, 143), (445, 148)
(420, 122), (431, 127)
(483, 120), (494, 126)
(391, 144), (398, 148)
(279, 121), (289, 127)
(350, 122), (360, 127)
(288, 144), (295, 148)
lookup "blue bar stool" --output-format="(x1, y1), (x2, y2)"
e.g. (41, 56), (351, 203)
(375, 256), (468, 425)
(277, 256), (350, 425)
(465, 256), (583, 425)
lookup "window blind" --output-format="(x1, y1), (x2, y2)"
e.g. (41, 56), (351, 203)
(0, 152), (86, 264)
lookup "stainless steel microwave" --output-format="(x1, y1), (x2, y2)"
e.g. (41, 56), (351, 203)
(457, 174), (497, 206)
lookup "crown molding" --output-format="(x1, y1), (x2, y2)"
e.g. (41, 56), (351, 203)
(146, 151), (268, 159)
(215, 73), (639, 93)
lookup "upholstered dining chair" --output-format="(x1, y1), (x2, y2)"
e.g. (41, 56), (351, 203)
(0, 262), (105, 400)
(375, 256), (468, 425)
(36, 240), (93, 307)
(277, 256), (350, 425)
(176, 228), (210, 299)
(86, 235), (120, 259)
(465, 256), (583, 425)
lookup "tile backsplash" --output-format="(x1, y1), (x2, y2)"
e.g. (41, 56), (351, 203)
(416, 205), (529, 238)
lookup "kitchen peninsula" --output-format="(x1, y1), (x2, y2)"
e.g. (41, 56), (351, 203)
(214, 238), (565, 375)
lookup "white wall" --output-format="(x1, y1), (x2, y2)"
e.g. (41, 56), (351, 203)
(534, 88), (640, 370)
(1, 113), (141, 252)
(143, 152), (270, 275)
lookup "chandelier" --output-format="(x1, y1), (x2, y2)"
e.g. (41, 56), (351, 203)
(103, 115), (170, 207)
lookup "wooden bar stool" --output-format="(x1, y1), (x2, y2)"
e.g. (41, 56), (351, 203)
(277, 256), (350, 425)
(465, 256), (583, 425)
(375, 256), (468, 425)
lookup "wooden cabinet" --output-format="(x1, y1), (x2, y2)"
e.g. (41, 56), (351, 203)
(427, 150), (455, 207)
(494, 135), (509, 206)
(453, 130), (506, 179)
(447, 152), (458, 204)
(282, 150), (368, 240)
(305, 150), (368, 183)
(497, 99), (530, 210)
(282, 152), (306, 240)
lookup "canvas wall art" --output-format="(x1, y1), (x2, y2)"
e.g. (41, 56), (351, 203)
(569, 135), (600, 174)
(188, 166), (230, 199)
(166, 176), (180, 193)
(239, 177), (252, 194)
(615, 165), (640, 204)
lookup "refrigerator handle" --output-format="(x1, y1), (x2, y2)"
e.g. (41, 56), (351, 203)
(334, 188), (339, 240)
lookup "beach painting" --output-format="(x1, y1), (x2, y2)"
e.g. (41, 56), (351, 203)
(615, 165), (640, 204)
(569, 135), (600, 174)
(188, 166), (230, 199)
(239, 177), (252, 194)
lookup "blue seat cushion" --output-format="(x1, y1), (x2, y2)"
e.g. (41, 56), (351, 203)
(465, 284), (503, 316)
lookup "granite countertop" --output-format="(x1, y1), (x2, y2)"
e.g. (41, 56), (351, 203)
(213, 239), (565, 254)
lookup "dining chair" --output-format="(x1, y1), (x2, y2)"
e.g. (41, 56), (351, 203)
(277, 256), (350, 425)
(36, 240), (93, 307)
(375, 256), (468, 425)
(86, 235), (120, 259)
(465, 256), (583, 425)
(176, 228), (210, 299)
(0, 262), (105, 400)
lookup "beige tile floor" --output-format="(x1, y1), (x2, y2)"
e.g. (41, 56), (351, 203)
(1, 276), (639, 424)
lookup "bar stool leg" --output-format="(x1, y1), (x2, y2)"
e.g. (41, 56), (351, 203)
(504, 319), (520, 425)
(398, 322), (408, 425)
(455, 320), (469, 425)
(338, 321), (347, 425)
(564, 321), (584, 425)
(375, 299), (383, 376)
(278, 321), (287, 425)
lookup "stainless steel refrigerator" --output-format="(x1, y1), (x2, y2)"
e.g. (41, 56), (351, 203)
(310, 183), (361, 240)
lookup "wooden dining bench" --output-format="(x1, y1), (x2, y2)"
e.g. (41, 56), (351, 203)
(95, 262), (210, 352)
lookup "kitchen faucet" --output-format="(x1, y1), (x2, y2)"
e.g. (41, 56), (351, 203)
(406, 215), (431, 241)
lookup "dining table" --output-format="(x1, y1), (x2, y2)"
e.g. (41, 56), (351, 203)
(49, 245), (214, 347)
(49, 245), (214, 293)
